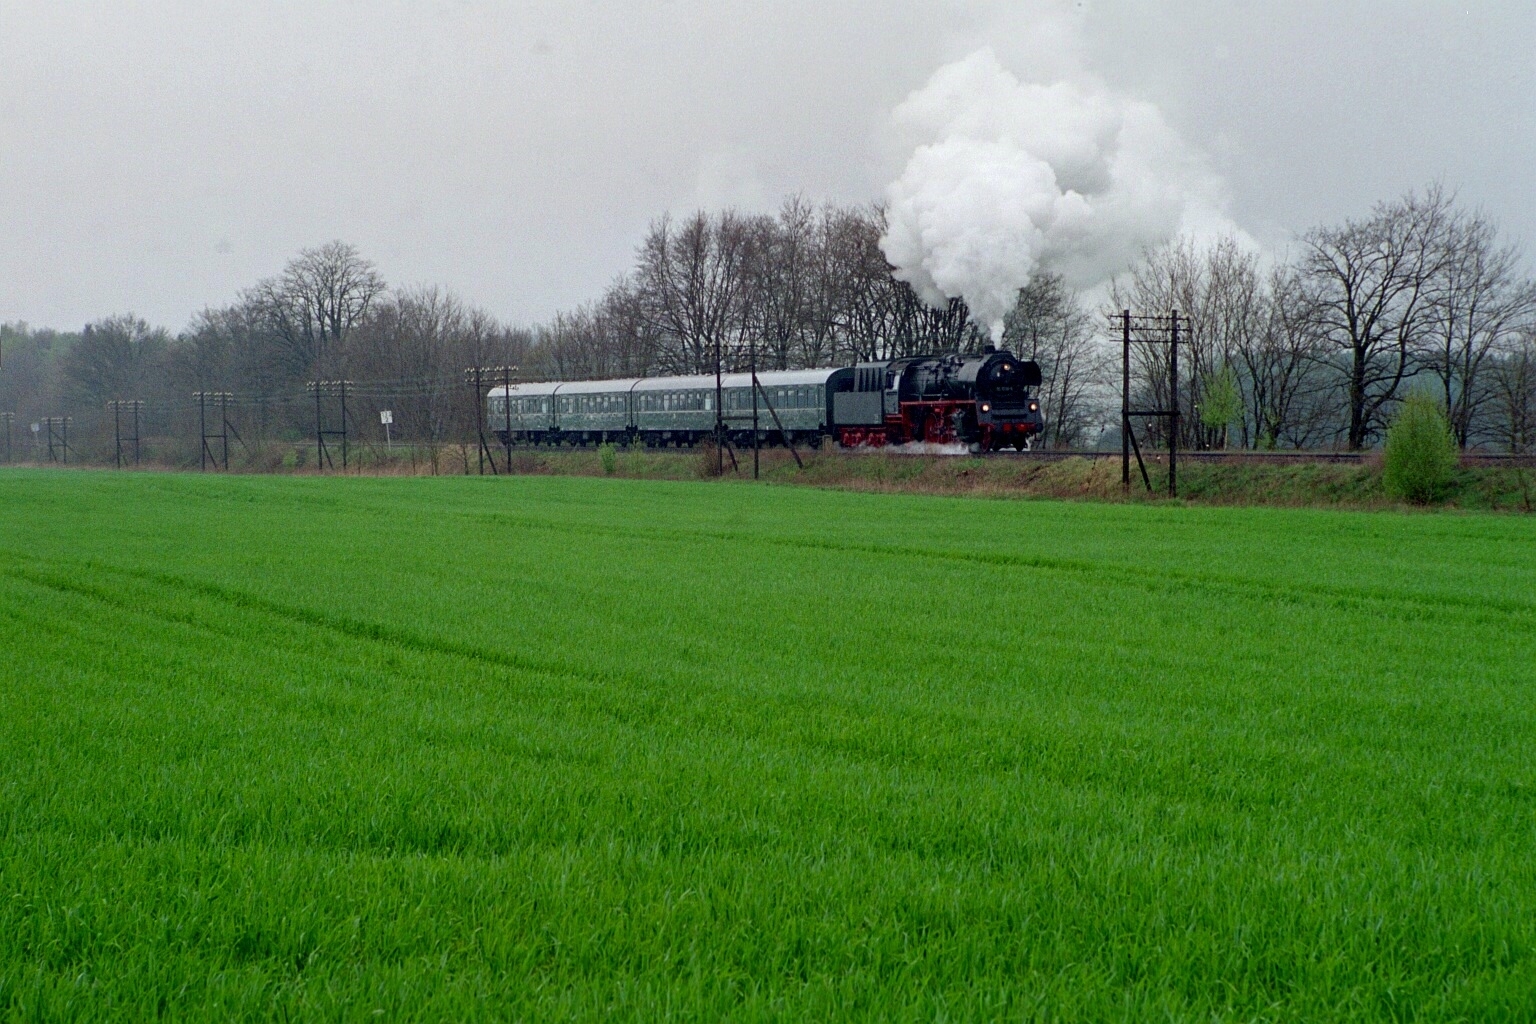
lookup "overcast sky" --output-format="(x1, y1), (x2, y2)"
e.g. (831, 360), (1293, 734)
(3, 1), (1532, 333)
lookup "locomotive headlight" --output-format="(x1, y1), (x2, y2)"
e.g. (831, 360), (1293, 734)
(980, 403), (990, 413)
(1029, 402), (1039, 412)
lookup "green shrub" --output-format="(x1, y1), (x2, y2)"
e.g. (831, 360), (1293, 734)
(599, 442), (618, 475)
(1199, 364), (1242, 449)
(695, 439), (723, 478)
(1382, 391), (1458, 503)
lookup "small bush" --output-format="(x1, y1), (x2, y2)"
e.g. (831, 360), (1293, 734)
(599, 442), (618, 475)
(1382, 391), (1458, 503)
(696, 439), (723, 478)
(1199, 364), (1242, 449)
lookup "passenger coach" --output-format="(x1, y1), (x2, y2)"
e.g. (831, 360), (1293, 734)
(487, 368), (852, 448)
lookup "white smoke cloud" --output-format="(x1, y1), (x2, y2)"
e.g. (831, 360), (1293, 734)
(880, 44), (1239, 340)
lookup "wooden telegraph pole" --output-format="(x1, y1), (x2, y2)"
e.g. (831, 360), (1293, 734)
(1117, 310), (1182, 498)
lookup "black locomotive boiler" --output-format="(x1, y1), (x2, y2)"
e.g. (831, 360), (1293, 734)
(831, 347), (1044, 450)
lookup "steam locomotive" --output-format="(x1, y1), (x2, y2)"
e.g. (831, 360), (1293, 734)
(486, 347), (1044, 451)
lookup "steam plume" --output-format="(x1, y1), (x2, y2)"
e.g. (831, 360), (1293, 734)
(880, 45), (1236, 339)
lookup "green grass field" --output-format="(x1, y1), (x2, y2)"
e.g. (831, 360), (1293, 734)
(2, 471), (1535, 1021)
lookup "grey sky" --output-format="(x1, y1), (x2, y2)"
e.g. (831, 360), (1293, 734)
(3, 1), (1531, 333)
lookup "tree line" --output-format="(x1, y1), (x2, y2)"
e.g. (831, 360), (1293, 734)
(3, 185), (1534, 461)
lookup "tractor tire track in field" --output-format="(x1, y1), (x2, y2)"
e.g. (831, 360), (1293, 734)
(0, 549), (751, 761)
(464, 511), (1536, 628)
(0, 549), (624, 694)
(0, 549), (1075, 783)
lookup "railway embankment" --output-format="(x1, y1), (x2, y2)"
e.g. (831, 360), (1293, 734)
(9, 445), (1533, 511)
(489, 446), (1536, 513)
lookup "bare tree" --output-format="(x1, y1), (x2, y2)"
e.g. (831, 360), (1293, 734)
(1109, 236), (1268, 448)
(595, 279), (662, 377)
(823, 205), (902, 361)
(1298, 186), (1458, 449)
(1422, 209), (1536, 447)
(1490, 333), (1536, 454)
(748, 198), (815, 370)
(246, 241), (386, 379)
(636, 212), (753, 375)
(1237, 268), (1337, 449)
(1003, 274), (1103, 447)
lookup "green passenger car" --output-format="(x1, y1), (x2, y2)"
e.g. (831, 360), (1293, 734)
(488, 368), (852, 447)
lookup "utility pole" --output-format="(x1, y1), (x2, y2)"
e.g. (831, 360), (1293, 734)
(43, 417), (71, 464)
(714, 333), (724, 476)
(106, 400), (144, 468)
(193, 391), (234, 471)
(464, 367), (504, 475)
(753, 377), (803, 470)
(1170, 311), (1180, 496)
(0, 412), (12, 464)
(750, 335), (759, 480)
(1117, 310), (1181, 497)
(305, 381), (351, 472)
(500, 365), (518, 472)
(313, 380), (325, 469)
(1122, 310), (1131, 490)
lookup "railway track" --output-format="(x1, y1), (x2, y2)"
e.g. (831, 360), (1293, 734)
(964, 449), (1536, 467)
